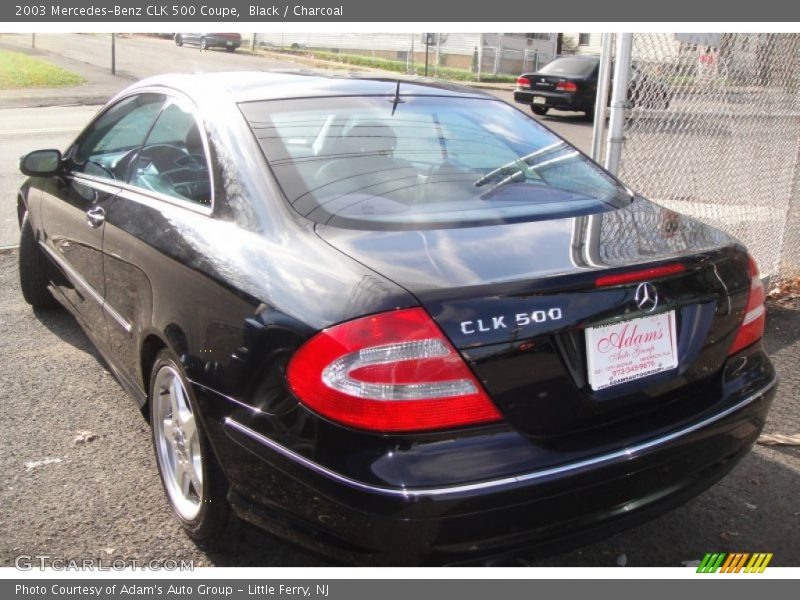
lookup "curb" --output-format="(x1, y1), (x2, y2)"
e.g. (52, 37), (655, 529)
(0, 97), (109, 109)
(0, 37), (132, 110)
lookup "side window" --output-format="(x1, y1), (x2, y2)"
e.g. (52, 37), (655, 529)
(72, 94), (164, 180)
(128, 99), (212, 206)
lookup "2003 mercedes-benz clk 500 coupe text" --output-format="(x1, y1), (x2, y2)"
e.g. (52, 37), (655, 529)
(17, 72), (777, 565)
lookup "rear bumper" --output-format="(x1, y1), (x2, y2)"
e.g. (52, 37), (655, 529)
(210, 370), (777, 565)
(206, 36), (241, 48)
(514, 89), (583, 111)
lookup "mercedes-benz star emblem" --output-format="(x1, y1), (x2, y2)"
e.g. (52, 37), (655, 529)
(634, 282), (659, 313)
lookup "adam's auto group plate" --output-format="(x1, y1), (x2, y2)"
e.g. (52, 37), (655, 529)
(585, 310), (678, 391)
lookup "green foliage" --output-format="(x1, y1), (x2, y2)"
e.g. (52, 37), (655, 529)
(264, 47), (518, 83)
(0, 50), (85, 89)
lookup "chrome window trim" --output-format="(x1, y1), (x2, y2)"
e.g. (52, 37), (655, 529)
(223, 375), (777, 499)
(68, 87), (216, 215)
(38, 240), (133, 334)
(72, 173), (213, 217)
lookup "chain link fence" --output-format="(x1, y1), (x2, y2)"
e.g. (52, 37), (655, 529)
(612, 33), (800, 281)
(249, 33), (557, 80)
(479, 46), (557, 76)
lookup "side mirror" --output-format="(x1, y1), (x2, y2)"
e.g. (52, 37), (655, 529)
(19, 149), (62, 177)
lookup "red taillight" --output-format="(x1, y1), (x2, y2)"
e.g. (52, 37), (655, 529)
(286, 308), (503, 433)
(728, 255), (766, 355)
(556, 81), (578, 92)
(595, 263), (686, 287)
(517, 76), (531, 87)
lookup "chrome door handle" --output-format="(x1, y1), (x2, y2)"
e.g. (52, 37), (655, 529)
(86, 206), (105, 228)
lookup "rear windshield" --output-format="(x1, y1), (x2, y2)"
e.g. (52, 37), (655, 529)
(240, 95), (630, 230)
(538, 58), (598, 78)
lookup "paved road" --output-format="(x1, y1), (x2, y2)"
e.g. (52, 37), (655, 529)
(0, 106), (100, 247)
(1, 33), (302, 82)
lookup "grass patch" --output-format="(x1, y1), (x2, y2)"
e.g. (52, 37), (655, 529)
(0, 50), (85, 90)
(262, 47), (518, 84)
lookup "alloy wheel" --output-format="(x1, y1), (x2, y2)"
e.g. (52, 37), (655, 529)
(152, 366), (203, 521)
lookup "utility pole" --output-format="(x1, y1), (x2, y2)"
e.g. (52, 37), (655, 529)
(31, 34), (35, 49)
(424, 34), (430, 76)
(604, 33), (633, 175)
(111, 33), (116, 75)
(251, 33), (257, 51)
(409, 34), (414, 74)
(591, 33), (613, 162)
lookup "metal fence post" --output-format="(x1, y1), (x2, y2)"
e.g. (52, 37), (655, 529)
(604, 33), (632, 175)
(111, 33), (116, 76)
(31, 33), (35, 49)
(409, 33), (414, 74)
(591, 33), (614, 162)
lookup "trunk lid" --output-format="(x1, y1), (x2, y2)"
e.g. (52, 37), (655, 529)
(315, 198), (751, 437)
(525, 74), (572, 92)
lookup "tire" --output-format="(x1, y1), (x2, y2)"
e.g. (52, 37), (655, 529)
(531, 105), (549, 116)
(150, 349), (231, 542)
(584, 106), (595, 121)
(18, 212), (59, 309)
(174, 35), (183, 46)
(200, 37), (208, 51)
(226, 46), (236, 53)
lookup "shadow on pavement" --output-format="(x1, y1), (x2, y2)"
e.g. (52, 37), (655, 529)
(32, 304), (106, 367)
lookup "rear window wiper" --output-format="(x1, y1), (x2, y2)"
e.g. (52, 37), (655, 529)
(480, 169), (526, 195)
(473, 141), (567, 188)
(474, 160), (527, 188)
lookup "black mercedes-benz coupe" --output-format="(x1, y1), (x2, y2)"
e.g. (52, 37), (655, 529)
(17, 72), (776, 565)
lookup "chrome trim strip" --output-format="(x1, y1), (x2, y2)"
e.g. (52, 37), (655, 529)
(223, 375), (777, 499)
(66, 175), (121, 196)
(72, 173), (212, 217)
(190, 379), (265, 414)
(66, 86), (215, 215)
(101, 298), (134, 335)
(38, 241), (133, 334)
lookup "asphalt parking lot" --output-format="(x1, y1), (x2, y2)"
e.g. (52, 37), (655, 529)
(0, 33), (798, 568)
(1, 247), (798, 567)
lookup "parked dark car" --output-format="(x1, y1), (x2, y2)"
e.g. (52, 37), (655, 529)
(17, 72), (775, 566)
(174, 32), (241, 52)
(515, 55), (671, 118)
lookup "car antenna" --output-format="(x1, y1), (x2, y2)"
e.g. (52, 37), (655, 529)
(390, 80), (404, 116)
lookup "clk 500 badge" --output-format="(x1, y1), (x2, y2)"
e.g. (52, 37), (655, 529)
(460, 308), (563, 335)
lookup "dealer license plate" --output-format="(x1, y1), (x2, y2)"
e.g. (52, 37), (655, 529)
(585, 311), (678, 391)
(533, 96), (546, 105)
